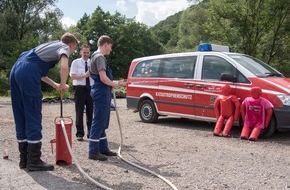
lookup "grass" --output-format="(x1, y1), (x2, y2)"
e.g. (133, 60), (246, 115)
(1, 86), (126, 99)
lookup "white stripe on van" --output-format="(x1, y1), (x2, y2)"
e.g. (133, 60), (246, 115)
(129, 83), (218, 96)
(195, 82), (283, 95)
(128, 83), (159, 89)
(234, 85), (283, 95)
(129, 81), (283, 97)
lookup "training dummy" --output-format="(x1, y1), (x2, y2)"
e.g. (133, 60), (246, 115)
(213, 84), (240, 137)
(240, 87), (273, 141)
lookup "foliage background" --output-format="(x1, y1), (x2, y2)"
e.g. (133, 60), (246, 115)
(1, 0), (290, 96)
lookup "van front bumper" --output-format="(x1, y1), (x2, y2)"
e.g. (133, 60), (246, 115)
(274, 106), (290, 131)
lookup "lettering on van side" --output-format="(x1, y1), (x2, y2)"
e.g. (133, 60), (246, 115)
(156, 92), (192, 100)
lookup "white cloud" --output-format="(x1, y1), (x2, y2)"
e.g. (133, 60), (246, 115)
(116, 0), (128, 12)
(61, 17), (77, 28)
(135, 0), (190, 26)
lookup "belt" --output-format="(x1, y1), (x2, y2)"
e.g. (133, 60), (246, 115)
(74, 85), (87, 89)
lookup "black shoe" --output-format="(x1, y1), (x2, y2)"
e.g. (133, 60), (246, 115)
(213, 133), (220, 137)
(249, 137), (257, 141)
(27, 160), (54, 171)
(89, 154), (108, 161)
(241, 136), (248, 140)
(76, 136), (83, 141)
(101, 151), (117, 156)
(27, 143), (54, 171)
(18, 142), (28, 169)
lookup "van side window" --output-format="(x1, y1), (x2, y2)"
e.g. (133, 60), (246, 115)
(202, 56), (229, 80)
(132, 59), (161, 77)
(201, 55), (249, 83)
(162, 56), (197, 78)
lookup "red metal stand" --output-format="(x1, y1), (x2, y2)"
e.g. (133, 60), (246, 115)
(51, 117), (73, 165)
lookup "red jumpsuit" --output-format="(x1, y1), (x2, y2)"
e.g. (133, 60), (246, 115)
(213, 84), (240, 137)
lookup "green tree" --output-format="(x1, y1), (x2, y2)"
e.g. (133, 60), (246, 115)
(208, 0), (290, 59)
(0, 0), (65, 94)
(174, 0), (290, 76)
(177, 2), (212, 51)
(150, 11), (183, 53)
(77, 7), (163, 79)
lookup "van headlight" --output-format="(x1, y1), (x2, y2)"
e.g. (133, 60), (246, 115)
(277, 95), (290, 106)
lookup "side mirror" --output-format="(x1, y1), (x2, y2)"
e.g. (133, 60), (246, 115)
(220, 73), (237, 82)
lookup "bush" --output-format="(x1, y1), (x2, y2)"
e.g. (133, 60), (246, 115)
(114, 86), (126, 98)
(0, 71), (9, 96)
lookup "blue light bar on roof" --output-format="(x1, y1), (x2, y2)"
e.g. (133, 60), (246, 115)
(197, 43), (230, 52)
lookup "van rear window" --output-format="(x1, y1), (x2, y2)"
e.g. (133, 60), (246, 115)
(162, 56), (196, 78)
(132, 56), (197, 79)
(132, 59), (161, 77)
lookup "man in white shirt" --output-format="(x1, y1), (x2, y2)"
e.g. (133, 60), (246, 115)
(70, 44), (94, 141)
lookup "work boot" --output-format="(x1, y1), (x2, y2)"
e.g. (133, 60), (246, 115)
(27, 142), (54, 171)
(101, 150), (117, 156)
(89, 154), (108, 161)
(18, 142), (28, 169)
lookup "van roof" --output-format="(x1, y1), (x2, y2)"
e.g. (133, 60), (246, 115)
(132, 51), (242, 62)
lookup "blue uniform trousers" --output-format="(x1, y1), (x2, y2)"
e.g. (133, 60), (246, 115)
(88, 64), (113, 155)
(9, 50), (56, 143)
(88, 101), (111, 155)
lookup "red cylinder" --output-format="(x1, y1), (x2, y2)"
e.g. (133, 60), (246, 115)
(54, 117), (73, 165)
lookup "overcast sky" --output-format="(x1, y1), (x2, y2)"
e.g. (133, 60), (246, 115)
(55, 0), (194, 27)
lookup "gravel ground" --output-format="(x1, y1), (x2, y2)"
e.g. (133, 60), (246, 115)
(1, 97), (290, 190)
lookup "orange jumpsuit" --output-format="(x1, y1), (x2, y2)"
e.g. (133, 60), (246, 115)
(213, 85), (240, 137)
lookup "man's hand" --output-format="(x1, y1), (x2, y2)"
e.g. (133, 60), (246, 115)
(57, 83), (69, 91)
(85, 71), (90, 78)
(119, 80), (127, 86)
(113, 79), (126, 88)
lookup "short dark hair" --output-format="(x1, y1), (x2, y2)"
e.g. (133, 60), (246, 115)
(97, 35), (113, 47)
(81, 44), (90, 50)
(61, 32), (80, 44)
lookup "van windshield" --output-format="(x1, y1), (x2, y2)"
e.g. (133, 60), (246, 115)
(228, 54), (284, 78)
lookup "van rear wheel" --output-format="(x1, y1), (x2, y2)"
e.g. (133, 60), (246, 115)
(139, 100), (158, 123)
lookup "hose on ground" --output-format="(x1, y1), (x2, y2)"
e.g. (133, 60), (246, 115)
(60, 119), (114, 190)
(112, 90), (178, 190)
(59, 91), (178, 190)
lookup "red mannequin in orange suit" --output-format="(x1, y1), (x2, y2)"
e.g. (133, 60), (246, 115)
(213, 84), (240, 137)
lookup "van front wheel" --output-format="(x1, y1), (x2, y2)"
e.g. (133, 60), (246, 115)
(260, 117), (276, 138)
(139, 100), (158, 123)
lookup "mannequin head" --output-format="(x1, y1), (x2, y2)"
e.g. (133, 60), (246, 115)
(221, 84), (231, 96)
(250, 87), (262, 99)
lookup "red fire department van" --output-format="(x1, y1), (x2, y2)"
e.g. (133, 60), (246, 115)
(126, 43), (290, 137)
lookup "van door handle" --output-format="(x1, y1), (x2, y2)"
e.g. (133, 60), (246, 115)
(196, 84), (205, 89)
(184, 83), (194, 87)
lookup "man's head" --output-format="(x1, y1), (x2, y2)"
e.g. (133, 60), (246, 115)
(61, 32), (80, 54)
(250, 86), (262, 99)
(97, 35), (113, 55)
(80, 44), (90, 61)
